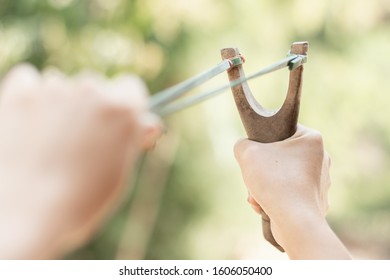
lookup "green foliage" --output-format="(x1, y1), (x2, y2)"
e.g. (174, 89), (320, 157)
(2, 0), (390, 259)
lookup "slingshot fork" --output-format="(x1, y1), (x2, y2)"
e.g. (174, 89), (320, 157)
(221, 42), (309, 252)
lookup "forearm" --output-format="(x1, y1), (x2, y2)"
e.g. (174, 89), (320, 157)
(274, 212), (351, 260)
(0, 211), (62, 259)
(0, 176), (67, 259)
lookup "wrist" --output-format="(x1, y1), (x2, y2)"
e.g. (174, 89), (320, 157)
(0, 215), (62, 259)
(272, 210), (351, 259)
(0, 174), (68, 259)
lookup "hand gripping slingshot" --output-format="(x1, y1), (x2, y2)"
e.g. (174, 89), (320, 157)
(221, 42), (309, 252)
(151, 41), (309, 252)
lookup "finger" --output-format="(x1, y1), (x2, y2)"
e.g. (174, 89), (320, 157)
(74, 70), (105, 84)
(250, 204), (264, 215)
(0, 64), (41, 102)
(325, 150), (332, 168)
(105, 74), (149, 112)
(247, 193), (259, 206)
(42, 67), (67, 85)
(321, 151), (332, 215)
(247, 194), (266, 215)
(234, 138), (254, 162)
(323, 150), (332, 189)
(139, 112), (164, 150)
(233, 138), (277, 170)
(74, 72), (105, 98)
(42, 67), (65, 79)
(290, 124), (322, 142)
(42, 68), (69, 96)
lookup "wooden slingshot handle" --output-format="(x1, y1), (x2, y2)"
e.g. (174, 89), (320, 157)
(221, 42), (309, 252)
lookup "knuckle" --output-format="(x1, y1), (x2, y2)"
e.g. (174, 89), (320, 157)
(1, 64), (40, 98)
(325, 150), (332, 167)
(234, 139), (260, 164)
(116, 74), (148, 95)
(77, 78), (102, 96)
(233, 139), (249, 162)
(309, 130), (324, 146)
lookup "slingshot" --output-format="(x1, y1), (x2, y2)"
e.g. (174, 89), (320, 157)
(151, 41), (309, 252)
(150, 42), (307, 119)
(221, 42), (309, 252)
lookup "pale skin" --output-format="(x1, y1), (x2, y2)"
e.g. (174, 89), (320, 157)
(0, 65), (350, 260)
(234, 125), (352, 259)
(0, 65), (161, 259)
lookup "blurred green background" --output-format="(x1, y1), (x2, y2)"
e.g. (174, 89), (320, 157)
(1, 0), (390, 259)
